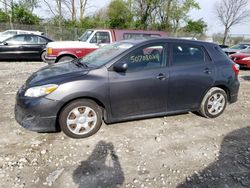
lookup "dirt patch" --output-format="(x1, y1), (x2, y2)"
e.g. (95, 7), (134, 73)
(0, 62), (249, 188)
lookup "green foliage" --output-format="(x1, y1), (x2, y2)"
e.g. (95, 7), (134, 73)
(0, 9), (9, 23)
(107, 0), (132, 29)
(184, 19), (207, 35)
(12, 4), (40, 24)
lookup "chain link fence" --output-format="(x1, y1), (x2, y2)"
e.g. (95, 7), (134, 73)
(0, 23), (84, 41)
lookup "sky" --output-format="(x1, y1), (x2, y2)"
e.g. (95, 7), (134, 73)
(89, 0), (250, 36)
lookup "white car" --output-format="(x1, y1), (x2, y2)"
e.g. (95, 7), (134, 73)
(0, 30), (44, 42)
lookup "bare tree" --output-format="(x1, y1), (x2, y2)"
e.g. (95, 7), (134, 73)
(42, 0), (64, 39)
(64, 0), (76, 21)
(215, 0), (250, 44)
(79, 0), (88, 21)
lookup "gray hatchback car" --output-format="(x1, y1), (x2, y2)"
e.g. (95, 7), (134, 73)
(15, 38), (240, 138)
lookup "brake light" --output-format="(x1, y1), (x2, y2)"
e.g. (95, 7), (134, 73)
(47, 48), (53, 55)
(232, 64), (239, 75)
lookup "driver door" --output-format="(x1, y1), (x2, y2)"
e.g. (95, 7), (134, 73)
(108, 42), (169, 119)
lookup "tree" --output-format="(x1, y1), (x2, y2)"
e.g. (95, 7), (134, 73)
(169, 0), (200, 35)
(107, 0), (131, 29)
(215, 0), (250, 45)
(153, 0), (200, 34)
(0, 8), (9, 22)
(19, 0), (39, 13)
(79, 0), (88, 21)
(12, 3), (40, 24)
(184, 19), (207, 36)
(133, 0), (160, 29)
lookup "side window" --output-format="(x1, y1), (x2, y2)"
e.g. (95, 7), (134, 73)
(172, 43), (205, 66)
(23, 35), (39, 44)
(121, 43), (165, 72)
(90, 32), (110, 44)
(38, 37), (48, 44)
(6, 36), (26, 44)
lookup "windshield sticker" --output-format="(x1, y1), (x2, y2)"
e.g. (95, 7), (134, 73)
(130, 54), (160, 63)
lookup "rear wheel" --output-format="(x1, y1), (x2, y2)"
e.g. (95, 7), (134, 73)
(199, 87), (227, 118)
(59, 99), (102, 138)
(57, 56), (75, 63)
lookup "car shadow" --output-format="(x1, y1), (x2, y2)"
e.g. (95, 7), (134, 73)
(241, 76), (250, 81)
(177, 126), (250, 188)
(72, 141), (125, 188)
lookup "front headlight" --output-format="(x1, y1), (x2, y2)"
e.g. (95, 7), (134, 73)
(242, 57), (250, 61)
(25, 84), (58, 97)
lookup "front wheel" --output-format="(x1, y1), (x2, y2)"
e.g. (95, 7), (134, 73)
(59, 99), (103, 138)
(41, 51), (47, 62)
(199, 87), (227, 118)
(57, 56), (75, 63)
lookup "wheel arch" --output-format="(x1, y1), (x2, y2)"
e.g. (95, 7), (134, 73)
(56, 53), (77, 63)
(55, 96), (107, 131)
(212, 85), (230, 102)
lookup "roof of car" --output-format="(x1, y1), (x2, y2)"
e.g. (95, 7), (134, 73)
(120, 37), (217, 46)
(7, 34), (53, 41)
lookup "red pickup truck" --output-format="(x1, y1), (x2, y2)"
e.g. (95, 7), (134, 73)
(45, 29), (167, 63)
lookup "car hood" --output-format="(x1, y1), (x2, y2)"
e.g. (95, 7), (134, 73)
(46, 41), (96, 48)
(26, 61), (90, 87)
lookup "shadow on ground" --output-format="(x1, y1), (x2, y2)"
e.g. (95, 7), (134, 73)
(73, 141), (125, 188)
(177, 127), (250, 188)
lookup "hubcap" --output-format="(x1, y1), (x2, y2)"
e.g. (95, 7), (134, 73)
(207, 93), (225, 115)
(66, 106), (97, 135)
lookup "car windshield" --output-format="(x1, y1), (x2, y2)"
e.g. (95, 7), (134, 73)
(79, 30), (93, 42)
(78, 42), (134, 67)
(230, 44), (249, 49)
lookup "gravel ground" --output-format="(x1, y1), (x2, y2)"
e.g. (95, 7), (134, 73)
(0, 62), (249, 188)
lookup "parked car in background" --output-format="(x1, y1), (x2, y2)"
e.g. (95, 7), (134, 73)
(0, 30), (44, 42)
(219, 44), (229, 49)
(45, 29), (167, 64)
(223, 43), (250, 55)
(15, 38), (240, 138)
(0, 34), (53, 61)
(230, 49), (250, 68)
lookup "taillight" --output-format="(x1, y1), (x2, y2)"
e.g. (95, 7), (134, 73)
(232, 64), (239, 75)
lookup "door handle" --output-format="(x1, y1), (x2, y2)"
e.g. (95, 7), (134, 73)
(156, 73), (167, 80)
(204, 68), (211, 74)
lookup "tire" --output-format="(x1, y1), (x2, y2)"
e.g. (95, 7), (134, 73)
(199, 87), (227, 118)
(59, 99), (102, 138)
(41, 51), (47, 62)
(57, 56), (75, 63)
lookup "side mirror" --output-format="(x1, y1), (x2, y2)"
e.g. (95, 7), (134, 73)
(113, 63), (128, 72)
(2, 41), (8, 45)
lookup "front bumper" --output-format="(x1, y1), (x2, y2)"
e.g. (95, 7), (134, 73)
(45, 55), (57, 64)
(15, 93), (63, 133)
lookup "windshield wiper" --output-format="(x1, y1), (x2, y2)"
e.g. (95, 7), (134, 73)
(71, 58), (89, 68)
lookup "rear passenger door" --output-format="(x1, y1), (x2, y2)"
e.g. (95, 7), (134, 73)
(168, 42), (215, 111)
